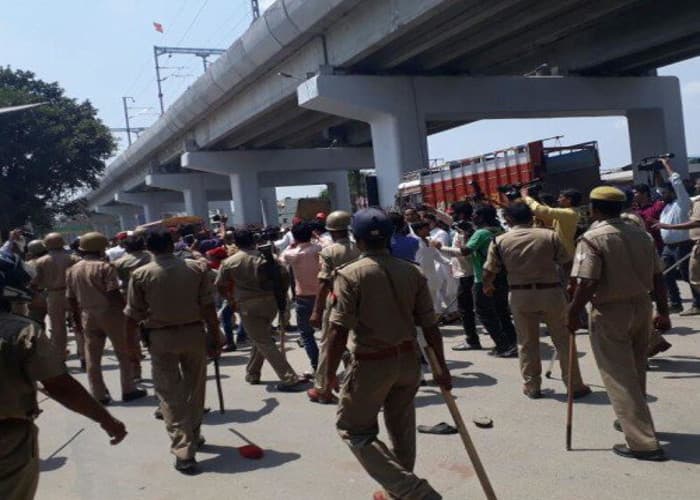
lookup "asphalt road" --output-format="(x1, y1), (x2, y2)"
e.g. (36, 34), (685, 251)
(36, 298), (700, 500)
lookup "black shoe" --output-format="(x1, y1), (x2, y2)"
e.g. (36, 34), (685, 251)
(497, 345), (518, 358)
(571, 386), (592, 400)
(222, 343), (237, 352)
(122, 389), (148, 402)
(174, 457), (198, 474)
(296, 338), (305, 348)
(99, 395), (112, 406)
(452, 342), (482, 351)
(276, 379), (312, 392)
(154, 408), (163, 420)
(668, 303), (683, 314)
(196, 435), (206, 449)
(523, 388), (543, 399)
(612, 444), (667, 461)
(613, 420), (623, 432)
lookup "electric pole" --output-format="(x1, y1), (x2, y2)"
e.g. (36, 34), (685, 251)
(152, 46), (226, 115)
(251, 0), (260, 20)
(122, 96), (135, 146)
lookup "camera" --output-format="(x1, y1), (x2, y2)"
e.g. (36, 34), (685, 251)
(638, 153), (674, 172)
(497, 178), (542, 201)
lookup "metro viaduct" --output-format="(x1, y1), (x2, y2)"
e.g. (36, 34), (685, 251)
(87, 0), (700, 229)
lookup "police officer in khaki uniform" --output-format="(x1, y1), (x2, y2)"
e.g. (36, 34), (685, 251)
(483, 202), (591, 399)
(0, 250), (126, 500)
(113, 233), (151, 378)
(216, 229), (308, 391)
(65, 232), (145, 404)
(25, 240), (49, 327)
(32, 232), (80, 358)
(307, 210), (360, 404)
(125, 230), (223, 474)
(326, 208), (450, 500)
(569, 186), (670, 461)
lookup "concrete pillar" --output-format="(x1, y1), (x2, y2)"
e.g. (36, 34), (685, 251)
(298, 78), (427, 208)
(260, 187), (278, 227)
(325, 171), (352, 211)
(114, 191), (184, 223)
(96, 204), (143, 231)
(299, 74), (690, 201)
(627, 106), (687, 183)
(229, 169), (262, 226)
(145, 173), (228, 221)
(183, 148), (373, 225)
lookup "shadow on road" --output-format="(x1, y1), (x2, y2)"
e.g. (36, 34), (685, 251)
(649, 356), (700, 379)
(197, 444), (301, 474)
(415, 371), (497, 408)
(40, 456), (67, 472)
(205, 398), (279, 425)
(548, 390), (658, 405)
(657, 431), (700, 464)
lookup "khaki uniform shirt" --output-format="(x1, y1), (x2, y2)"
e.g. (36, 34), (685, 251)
(571, 218), (662, 304)
(484, 226), (568, 286)
(65, 257), (121, 313)
(317, 238), (360, 284)
(113, 250), (152, 292)
(32, 250), (79, 291)
(0, 313), (65, 420)
(125, 254), (214, 329)
(329, 249), (437, 354)
(689, 200), (700, 241)
(216, 248), (272, 303)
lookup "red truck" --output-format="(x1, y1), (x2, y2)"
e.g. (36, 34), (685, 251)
(397, 138), (602, 210)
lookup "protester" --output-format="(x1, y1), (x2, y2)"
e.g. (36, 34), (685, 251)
(656, 158), (700, 315)
(281, 222), (322, 373)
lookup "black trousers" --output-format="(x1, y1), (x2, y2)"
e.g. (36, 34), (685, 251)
(473, 274), (516, 350)
(457, 276), (477, 345)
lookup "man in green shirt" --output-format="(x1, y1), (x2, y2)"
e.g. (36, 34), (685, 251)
(434, 205), (517, 356)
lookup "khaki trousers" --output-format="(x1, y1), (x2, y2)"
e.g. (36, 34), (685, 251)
(509, 288), (585, 392)
(337, 350), (440, 500)
(239, 296), (297, 384)
(590, 297), (660, 451)
(150, 324), (207, 460)
(83, 307), (136, 399)
(314, 301), (332, 391)
(47, 290), (68, 357)
(0, 421), (39, 500)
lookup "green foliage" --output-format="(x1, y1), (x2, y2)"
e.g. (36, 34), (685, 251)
(0, 67), (115, 231)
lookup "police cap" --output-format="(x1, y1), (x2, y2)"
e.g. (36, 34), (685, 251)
(44, 232), (65, 250)
(325, 210), (352, 232)
(79, 232), (109, 253)
(351, 208), (393, 241)
(590, 186), (626, 202)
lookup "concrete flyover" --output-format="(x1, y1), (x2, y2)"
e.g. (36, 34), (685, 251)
(86, 0), (700, 224)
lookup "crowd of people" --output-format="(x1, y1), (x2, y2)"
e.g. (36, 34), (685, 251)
(2, 158), (698, 498)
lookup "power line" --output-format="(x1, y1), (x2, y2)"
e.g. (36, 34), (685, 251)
(176, 0), (211, 47)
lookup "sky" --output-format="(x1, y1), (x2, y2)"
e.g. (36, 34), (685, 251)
(2, 1), (700, 199)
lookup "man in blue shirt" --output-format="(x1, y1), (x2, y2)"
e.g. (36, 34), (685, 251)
(389, 212), (419, 262)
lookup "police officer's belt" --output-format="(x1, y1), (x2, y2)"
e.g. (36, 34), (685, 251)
(509, 283), (561, 290)
(353, 340), (416, 361)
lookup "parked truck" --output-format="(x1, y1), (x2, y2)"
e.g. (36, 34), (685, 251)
(397, 138), (602, 210)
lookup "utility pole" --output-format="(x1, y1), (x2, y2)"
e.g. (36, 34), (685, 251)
(152, 46), (226, 115)
(122, 96), (135, 146)
(251, 0), (260, 20)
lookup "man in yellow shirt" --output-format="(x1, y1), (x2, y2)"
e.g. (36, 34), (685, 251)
(521, 188), (582, 262)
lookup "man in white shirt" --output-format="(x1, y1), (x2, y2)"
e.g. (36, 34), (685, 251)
(432, 202), (479, 350)
(658, 158), (700, 315)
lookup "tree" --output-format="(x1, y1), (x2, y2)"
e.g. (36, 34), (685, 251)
(0, 67), (115, 232)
